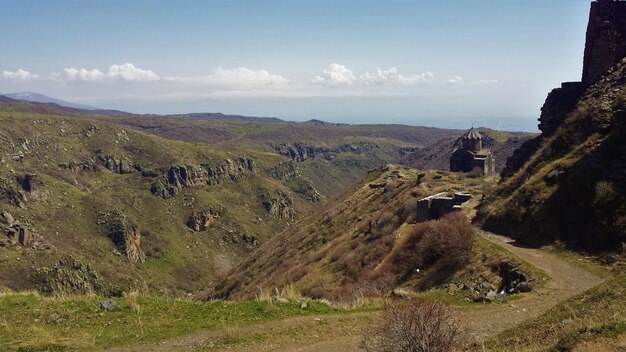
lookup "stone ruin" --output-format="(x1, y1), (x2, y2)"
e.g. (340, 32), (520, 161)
(539, 0), (626, 135)
(416, 192), (472, 222)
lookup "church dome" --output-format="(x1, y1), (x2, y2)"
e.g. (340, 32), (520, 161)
(461, 127), (482, 140)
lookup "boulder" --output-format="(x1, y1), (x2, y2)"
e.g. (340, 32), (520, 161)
(100, 299), (118, 311)
(516, 281), (533, 293)
(0, 211), (14, 225)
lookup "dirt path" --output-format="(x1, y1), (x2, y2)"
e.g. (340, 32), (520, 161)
(455, 230), (603, 344)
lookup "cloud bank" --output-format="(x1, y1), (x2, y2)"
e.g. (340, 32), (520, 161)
(52, 63), (159, 83)
(2, 69), (39, 81)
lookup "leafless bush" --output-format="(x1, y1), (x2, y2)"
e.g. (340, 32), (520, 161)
(594, 181), (616, 205)
(389, 212), (474, 281)
(361, 299), (462, 352)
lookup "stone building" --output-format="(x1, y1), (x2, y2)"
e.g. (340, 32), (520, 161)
(450, 128), (495, 176)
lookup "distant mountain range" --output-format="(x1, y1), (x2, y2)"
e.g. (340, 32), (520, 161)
(3, 92), (98, 110)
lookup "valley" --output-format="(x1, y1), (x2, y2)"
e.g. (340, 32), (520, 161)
(1, 0), (626, 351)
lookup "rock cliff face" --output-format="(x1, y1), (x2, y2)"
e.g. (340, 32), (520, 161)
(151, 158), (256, 198)
(274, 143), (379, 162)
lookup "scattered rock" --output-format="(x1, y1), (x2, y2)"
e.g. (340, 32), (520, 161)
(100, 299), (118, 311)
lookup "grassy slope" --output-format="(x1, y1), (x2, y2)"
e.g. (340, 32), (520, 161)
(477, 60), (626, 251)
(0, 107), (316, 294)
(0, 292), (347, 351)
(223, 165), (533, 302)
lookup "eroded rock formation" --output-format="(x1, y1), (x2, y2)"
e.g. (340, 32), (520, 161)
(108, 212), (145, 263)
(187, 207), (224, 232)
(261, 191), (295, 219)
(99, 155), (140, 174)
(274, 143), (379, 162)
(151, 158), (256, 198)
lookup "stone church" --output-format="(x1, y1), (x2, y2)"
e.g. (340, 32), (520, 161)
(450, 128), (495, 176)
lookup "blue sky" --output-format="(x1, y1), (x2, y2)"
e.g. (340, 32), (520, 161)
(0, 0), (592, 131)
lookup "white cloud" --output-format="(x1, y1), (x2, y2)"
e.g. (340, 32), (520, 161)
(52, 63), (159, 83)
(2, 69), (39, 81)
(107, 63), (159, 82)
(446, 76), (464, 84)
(360, 67), (434, 85)
(165, 67), (289, 87)
(310, 63), (356, 86)
(208, 67), (289, 85)
(54, 68), (105, 82)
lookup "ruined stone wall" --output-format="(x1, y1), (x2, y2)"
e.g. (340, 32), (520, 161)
(582, 0), (626, 84)
(537, 0), (626, 135)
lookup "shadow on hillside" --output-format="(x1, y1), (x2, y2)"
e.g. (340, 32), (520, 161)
(483, 116), (626, 253)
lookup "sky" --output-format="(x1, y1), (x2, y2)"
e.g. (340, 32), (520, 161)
(0, 0), (593, 131)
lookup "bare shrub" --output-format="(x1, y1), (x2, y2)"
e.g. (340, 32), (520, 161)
(390, 212), (474, 282)
(594, 181), (616, 205)
(361, 299), (462, 352)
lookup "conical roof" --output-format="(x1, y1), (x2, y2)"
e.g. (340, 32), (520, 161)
(461, 127), (482, 140)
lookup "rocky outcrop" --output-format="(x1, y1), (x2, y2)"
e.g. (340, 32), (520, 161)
(151, 158), (256, 198)
(108, 212), (145, 263)
(0, 177), (25, 207)
(274, 143), (379, 162)
(263, 161), (321, 203)
(497, 261), (533, 294)
(261, 191), (295, 219)
(34, 257), (103, 295)
(187, 207), (223, 232)
(58, 158), (100, 172)
(0, 173), (47, 207)
(99, 155), (140, 174)
(538, 82), (587, 135)
(0, 211), (47, 249)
